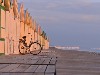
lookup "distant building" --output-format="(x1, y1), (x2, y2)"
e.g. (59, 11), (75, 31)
(55, 46), (80, 50)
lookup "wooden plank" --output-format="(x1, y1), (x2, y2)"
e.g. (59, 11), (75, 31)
(35, 65), (47, 72)
(26, 59), (39, 65)
(49, 60), (56, 65)
(0, 59), (14, 64)
(45, 73), (54, 75)
(15, 59), (28, 64)
(33, 73), (44, 75)
(0, 64), (20, 72)
(11, 64), (30, 72)
(0, 73), (10, 75)
(40, 52), (49, 56)
(0, 73), (33, 75)
(25, 65), (38, 72)
(0, 64), (9, 70)
(51, 57), (57, 60)
(42, 59), (51, 64)
(0, 58), (28, 64)
(46, 65), (55, 73)
(35, 59), (45, 65)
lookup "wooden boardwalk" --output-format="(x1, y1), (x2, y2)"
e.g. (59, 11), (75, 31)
(0, 50), (57, 75)
(0, 48), (100, 75)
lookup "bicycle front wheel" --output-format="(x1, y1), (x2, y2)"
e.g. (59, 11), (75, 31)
(30, 42), (42, 55)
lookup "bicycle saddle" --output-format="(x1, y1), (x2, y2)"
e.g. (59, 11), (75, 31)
(22, 36), (26, 39)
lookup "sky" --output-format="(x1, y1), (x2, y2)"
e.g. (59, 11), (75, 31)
(18, 0), (100, 49)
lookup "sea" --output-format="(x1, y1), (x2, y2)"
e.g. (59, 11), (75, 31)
(55, 46), (100, 53)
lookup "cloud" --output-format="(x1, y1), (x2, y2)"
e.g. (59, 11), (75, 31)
(34, 12), (100, 24)
(46, 3), (59, 9)
(18, 0), (100, 24)
(64, 13), (100, 22)
(37, 16), (58, 22)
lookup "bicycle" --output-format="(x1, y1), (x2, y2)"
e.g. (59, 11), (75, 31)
(18, 36), (43, 55)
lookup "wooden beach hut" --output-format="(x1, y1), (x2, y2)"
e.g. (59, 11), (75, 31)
(0, 0), (49, 55)
(0, 0), (5, 54)
(20, 3), (24, 38)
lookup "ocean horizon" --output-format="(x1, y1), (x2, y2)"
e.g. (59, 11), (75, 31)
(54, 46), (100, 53)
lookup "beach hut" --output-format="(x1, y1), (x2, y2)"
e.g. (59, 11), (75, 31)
(37, 25), (41, 49)
(37, 25), (42, 45)
(20, 3), (25, 38)
(12, 0), (20, 54)
(0, 0), (5, 53)
(31, 20), (40, 50)
(31, 20), (35, 42)
(24, 10), (28, 38)
(4, 0), (10, 55)
(0, 0), (5, 54)
(24, 10), (31, 45)
(27, 15), (32, 45)
(33, 20), (37, 43)
(6, 0), (16, 54)
(13, 0), (18, 18)
(41, 31), (45, 49)
(29, 16), (33, 43)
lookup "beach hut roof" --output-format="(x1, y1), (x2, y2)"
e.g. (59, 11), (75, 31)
(4, 0), (10, 11)
(13, 0), (18, 17)
(24, 9), (30, 24)
(19, 3), (25, 22)
(0, 0), (3, 4)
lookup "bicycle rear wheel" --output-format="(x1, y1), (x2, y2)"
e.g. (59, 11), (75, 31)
(18, 42), (26, 55)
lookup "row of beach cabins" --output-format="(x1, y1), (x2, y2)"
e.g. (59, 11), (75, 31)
(0, 0), (49, 55)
